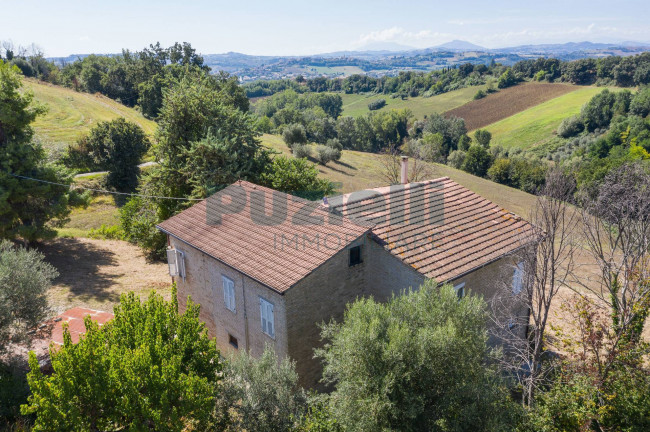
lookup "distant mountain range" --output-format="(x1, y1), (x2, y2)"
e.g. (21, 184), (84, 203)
(49, 40), (650, 82)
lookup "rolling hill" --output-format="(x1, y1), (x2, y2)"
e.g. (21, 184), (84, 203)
(261, 134), (537, 217)
(24, 79), (157, 155)
(444, 82), (577, 131)
(476, 86), (615, 151)
(339, 85), (488, 119)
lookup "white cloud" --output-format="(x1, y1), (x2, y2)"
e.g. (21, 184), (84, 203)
(476, 23), (650, 47)
(352, 27), (457, 49)
(78, 36), (90, 41)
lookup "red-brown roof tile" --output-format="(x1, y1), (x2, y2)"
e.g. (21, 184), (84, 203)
(157, 181), (372, 293)
(49, 307), (114, 345)
(330, 177), (536, 282)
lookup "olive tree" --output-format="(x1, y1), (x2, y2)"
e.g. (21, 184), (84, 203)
(216, 346), (308, 432)
(0, 240), (56, 351)
(318, 281), (520, 432)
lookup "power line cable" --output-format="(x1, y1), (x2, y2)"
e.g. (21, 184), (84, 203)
(5, 172), (203, 201)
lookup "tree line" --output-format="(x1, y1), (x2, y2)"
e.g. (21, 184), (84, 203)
(245, 53), (650, 99)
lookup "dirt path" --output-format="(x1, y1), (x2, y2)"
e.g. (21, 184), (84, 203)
(74, 161), (158, 178)
(38, 237), (171, 316)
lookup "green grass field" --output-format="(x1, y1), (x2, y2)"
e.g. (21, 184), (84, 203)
(479, 86), (613, 151)
(261, 134), (536, 217)
(24, 79), (157, 154)
(339, 85), (487, 119)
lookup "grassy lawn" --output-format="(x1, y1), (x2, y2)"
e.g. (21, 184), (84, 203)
(23, 79), (157, 155)
(339, 85), (487, 119)
(479, 86), (614, 151)
(56, 193), (120, 238)
(262, 134), (536, 217)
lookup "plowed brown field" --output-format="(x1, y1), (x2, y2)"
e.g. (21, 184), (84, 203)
(444, 82), (577, 131)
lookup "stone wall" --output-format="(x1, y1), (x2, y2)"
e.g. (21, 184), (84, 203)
(168, 235), (288, 360)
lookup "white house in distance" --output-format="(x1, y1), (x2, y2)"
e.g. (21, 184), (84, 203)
(157, 165), (535, 387)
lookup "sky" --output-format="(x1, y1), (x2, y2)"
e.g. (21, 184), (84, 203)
(2, 0), (650, 57)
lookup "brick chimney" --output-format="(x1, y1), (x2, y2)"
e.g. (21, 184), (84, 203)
(400, 156), (409, 184)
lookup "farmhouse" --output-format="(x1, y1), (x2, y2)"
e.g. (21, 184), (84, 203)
(157, 169), (535, 387)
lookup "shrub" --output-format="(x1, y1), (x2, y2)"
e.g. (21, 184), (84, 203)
(62, 135), (96, 170)
(88, 224), (125, 240)
(462, 144), (493, 177)
(497, 69), (519, 89)
(260, 156), (334, 200)
(282, 123), (308, 148)
(630, 86), (650, 117)
(119, 195), (167, 259)
(487, 158), (513, 185)
(457, 134), (472, 151)
(415, 132), (446, 163)
(581, 89), (617, 131)
(256, 115), (274, 133)
(0, 240), (56, 351)
(473, 89), (487, 100)
(22, 287), (222, 430)
(447, 149), (467, 169)
(292, 143), (312, 159)
(557, 115), (584, 138)
(367, 99), (386, 111)
(474, 129), (492, 148)
(315, 145), (340, 165)
(216, 347), (308, 432)
(325, 138), (343, 151)
(78, 118), (150, 192)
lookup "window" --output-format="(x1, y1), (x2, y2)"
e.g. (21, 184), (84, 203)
(454, 282), (465, 299)
(512, 261), (525, 295)
(260, 297), (275, 338)
(222, 275), (236, 312)
(349, 245), (363, 266)
(166, 248), (186, 280)
(228, 334), (239, 349)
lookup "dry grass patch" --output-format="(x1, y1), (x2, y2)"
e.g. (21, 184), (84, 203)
(39, 238), (170, 316)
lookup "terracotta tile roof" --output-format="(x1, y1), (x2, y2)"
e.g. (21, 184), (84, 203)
(157, 181), (372, 293)
(49, 307), (114, 345)
(330, 177), (536, 282)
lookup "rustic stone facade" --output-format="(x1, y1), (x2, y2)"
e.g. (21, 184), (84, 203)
(167, 233), (528, 388)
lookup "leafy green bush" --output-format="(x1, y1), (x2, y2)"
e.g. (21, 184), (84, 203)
(473, 89), (487, 100)
(292, 143), (312, 159)
(487, 158), (513, 185)
(0, 241), (56, 350)
(314, 145), (340, 165)
(282, 123), (308, 148)
(557, 115), (584, 138)
(260, 156), (334, 200)
(447, 149), (467, 169)
(462, 144), (493, 177)
(88, 224), (125, 240)
(76, 118), (150, 192)
(216, 347), (307, 432)
(367, 99), (386, 111)
(630, 85), (650, 117)
(474, 129), (492, 148)
(297, 400), (343, 432)
(22, 287), (222, 431)
(581, 89), (617, 131)
(497, 69), (519, 88)
(119, 196), (167, 259)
